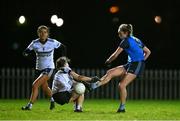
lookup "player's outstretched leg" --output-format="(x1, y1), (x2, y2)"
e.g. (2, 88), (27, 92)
(81, 76), (101, 92)
(90, 66), (126, 89)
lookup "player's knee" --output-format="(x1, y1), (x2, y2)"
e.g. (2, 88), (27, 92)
(119, 83), (126, 90)
(79, 94), (84, 98)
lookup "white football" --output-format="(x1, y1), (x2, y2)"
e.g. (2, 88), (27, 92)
(74, 83), (86, 95)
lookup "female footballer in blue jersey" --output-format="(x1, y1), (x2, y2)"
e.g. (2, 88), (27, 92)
(91, 24), (151, 112)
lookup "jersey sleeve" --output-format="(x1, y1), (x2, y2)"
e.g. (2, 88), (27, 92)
(53, 39), (61, 49)
(63, 67), (72, 73)
(26, 41), (34, 50)
(119, 39), (129, 49)
(141, 41), (145, 48)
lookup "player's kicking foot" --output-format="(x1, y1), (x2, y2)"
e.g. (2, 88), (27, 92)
(81, 76), (100, 92)
(50, 101), (55, 110)
(90, 81), (100, 90)
(89, 76), (101, 90)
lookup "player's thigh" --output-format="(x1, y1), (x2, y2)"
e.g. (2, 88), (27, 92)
(107, 65), (126, 77)
(34, 68), (54, 83)
(32, 74), (50, 88)
(120, 73), (137, 87)
(120, 61), (145, 86)
(41, 81), (49, 90)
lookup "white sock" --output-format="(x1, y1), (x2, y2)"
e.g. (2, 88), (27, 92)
(76, 105), (81, 110)
(27, 102), (33, 108)
(50, 97), (54, 102)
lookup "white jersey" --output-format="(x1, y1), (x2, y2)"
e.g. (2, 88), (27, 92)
(27, 38), (61, 70)
(52, 67), (73, 94)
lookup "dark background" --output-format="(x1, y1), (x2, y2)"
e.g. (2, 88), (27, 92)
(1, 0), (180, 69)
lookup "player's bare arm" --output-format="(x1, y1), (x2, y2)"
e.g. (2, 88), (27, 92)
(105, 47), (123, 64)
(70, 71), (92, 82)
(143, 46), (151, 60)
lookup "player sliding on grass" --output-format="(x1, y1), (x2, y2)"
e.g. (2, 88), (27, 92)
(22, 25), (66, 110)
(52, 57), (99, 112)
(91, 24), (151, 112)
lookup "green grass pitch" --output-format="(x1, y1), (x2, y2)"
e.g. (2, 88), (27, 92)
(0, 99), (180, 120)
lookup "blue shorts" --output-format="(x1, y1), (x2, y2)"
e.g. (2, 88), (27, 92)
(35, 68), (54, 78)
(123, 61), (145, 76)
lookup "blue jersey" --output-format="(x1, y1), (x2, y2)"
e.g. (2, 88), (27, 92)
(119, 36), (145, 62)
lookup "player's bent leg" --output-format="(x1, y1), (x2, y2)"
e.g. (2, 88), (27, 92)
(74, 94), (84, 112)
(117, 73), (136, 113)
(69, 91), (79, 102)
(69, 91), (84, 112)
(41, 81), (55, 110)
(22, 74), (49, 110)
(30, 74), (50, 103)
(42, 81), (52, 97)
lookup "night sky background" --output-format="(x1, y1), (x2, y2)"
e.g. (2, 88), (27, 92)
(1, 0), (180, 69)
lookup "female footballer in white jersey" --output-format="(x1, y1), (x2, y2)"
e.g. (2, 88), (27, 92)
(22, 25), (66, 110)
(52, 57), (99, 112)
